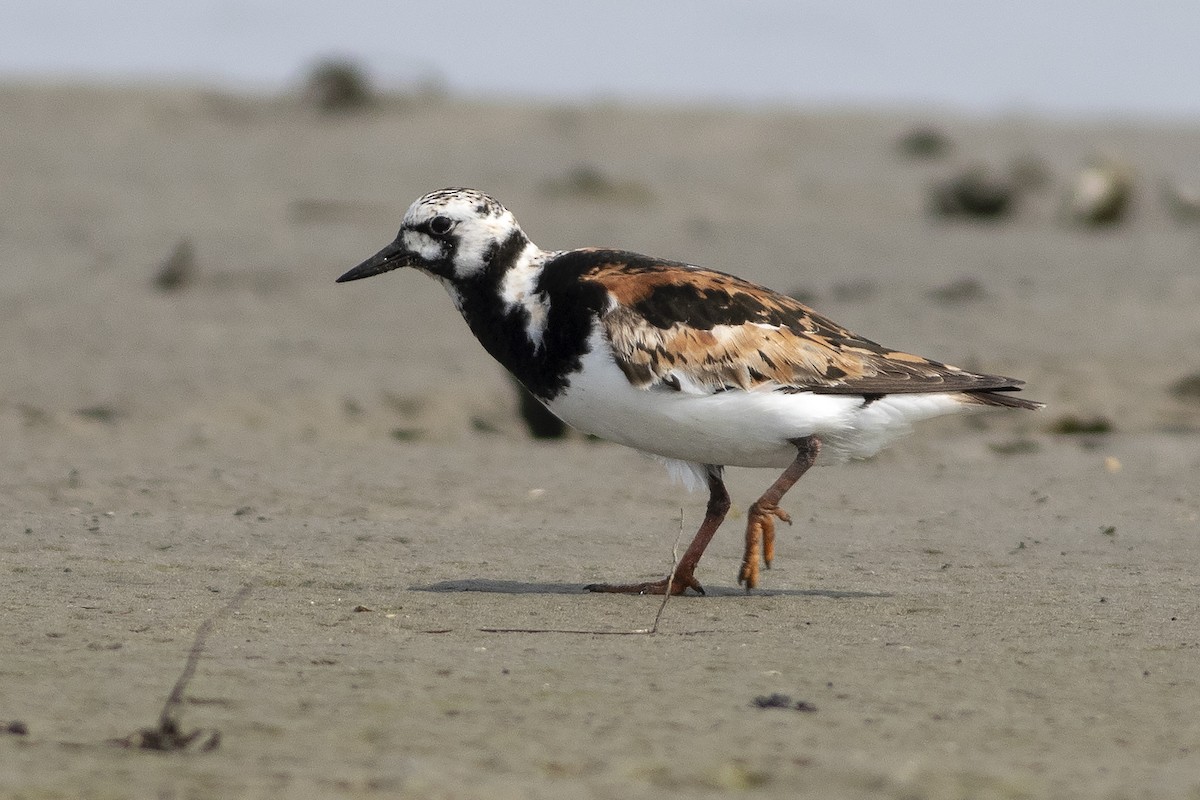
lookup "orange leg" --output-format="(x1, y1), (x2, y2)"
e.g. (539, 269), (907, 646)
(586, 466), (730, 596)
(738, 437), (821, 591)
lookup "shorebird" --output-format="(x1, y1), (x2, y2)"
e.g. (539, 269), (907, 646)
(338, 188), (1041, 594)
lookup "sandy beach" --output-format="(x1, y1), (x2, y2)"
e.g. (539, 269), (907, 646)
(1, 83), (1198, 798)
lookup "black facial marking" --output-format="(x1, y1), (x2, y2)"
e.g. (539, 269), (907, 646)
(482, 229), (527, 270)
(412, 231), (455, 278)
(439, 231), (605, 401)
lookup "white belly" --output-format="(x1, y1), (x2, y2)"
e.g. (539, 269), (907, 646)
(545, 331), (970, 469)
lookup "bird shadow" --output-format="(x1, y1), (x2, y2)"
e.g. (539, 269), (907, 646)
(413, 578), (888, 600)
(415, 579), (586, 595)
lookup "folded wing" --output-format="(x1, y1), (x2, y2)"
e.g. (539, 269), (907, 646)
(578, 257), (1033, 403)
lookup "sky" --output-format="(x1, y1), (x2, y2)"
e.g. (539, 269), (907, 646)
(2, 0), (1198, 118)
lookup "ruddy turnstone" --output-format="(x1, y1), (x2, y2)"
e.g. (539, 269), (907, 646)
(337, 188), (1042, 595)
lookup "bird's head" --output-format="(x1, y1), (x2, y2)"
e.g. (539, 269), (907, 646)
(337, 187), (529, 285)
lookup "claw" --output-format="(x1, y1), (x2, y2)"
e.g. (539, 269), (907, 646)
(740, 502), (792, 589)
(735, 437), (819, 591)
(738, 521), (763, 589)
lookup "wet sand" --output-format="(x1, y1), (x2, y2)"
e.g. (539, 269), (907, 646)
(1, 83), (1198, 798)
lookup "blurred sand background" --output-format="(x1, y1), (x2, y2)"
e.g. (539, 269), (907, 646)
(1, 78), (1199, 799)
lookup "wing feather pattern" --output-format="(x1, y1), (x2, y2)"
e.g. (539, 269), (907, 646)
(568, 254), (1037, 407)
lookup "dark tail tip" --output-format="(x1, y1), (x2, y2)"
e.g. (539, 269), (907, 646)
(963, 390), (1045, 410)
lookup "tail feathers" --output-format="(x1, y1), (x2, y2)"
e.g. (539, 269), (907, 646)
(962, 389), (1044, 410)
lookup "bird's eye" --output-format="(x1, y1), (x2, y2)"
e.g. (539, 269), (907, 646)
(428, 215), (454, 236)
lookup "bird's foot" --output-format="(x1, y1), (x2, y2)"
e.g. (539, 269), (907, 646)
(738, 502), (792, 590)
(584, 570), (704, 596)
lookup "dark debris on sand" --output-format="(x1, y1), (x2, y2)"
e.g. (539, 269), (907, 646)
(110, 585), (252, 753)
(752, 693), (818, 712)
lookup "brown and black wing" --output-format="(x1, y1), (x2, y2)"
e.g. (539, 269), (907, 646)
(567, 251), (1038, 408)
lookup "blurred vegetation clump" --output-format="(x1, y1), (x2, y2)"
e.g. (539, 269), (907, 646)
(302, 58), (377, 114)
(928, 166), (1016, 220)
(1169, 371), (1200, 402)
(896, 125), (952, 159)
(542, 165), (653, 204)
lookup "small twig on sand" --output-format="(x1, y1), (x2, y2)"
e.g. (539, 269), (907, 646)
(111, 584), (253, 752)
(479, 509), (687, 636)
(645, 507), (685, 634)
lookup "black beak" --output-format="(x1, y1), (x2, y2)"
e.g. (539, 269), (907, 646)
(336, 238), (415, 283)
